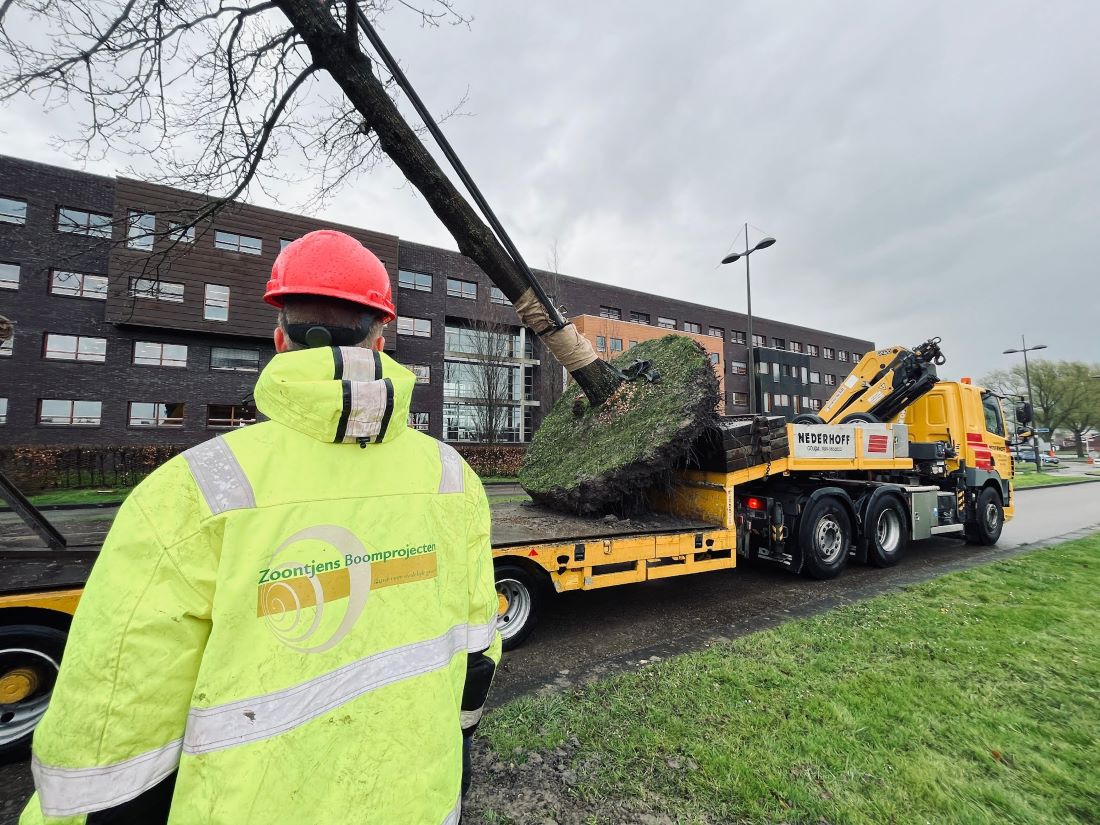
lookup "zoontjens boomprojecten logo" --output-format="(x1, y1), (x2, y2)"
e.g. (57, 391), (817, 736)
(256, 524), (437, 653)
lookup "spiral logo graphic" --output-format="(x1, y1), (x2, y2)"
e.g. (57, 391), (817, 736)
(259, 525), (373, 654)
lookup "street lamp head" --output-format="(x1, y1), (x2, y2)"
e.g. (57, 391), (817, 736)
(1032, 344), (1048, 350)
(751, 236), (777, 252)
(1003, 348), (1020, 354)
(720, 252), (742, 265)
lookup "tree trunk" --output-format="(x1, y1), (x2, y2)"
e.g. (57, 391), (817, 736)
(274, 0), (622, 405)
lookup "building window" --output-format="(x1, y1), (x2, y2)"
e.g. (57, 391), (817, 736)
(0, 337), (11, 357)
(809, 398), (822, 411)
(731, 392), (748, 407)
(731, 361), (748, 375)
(806, 344), (819, 357)
(399, 270), (432, 292)
(822, 347), (835, 360)
(752, 334), (766, 347)
(134, 341), (188, 368)
(0, 398), (7, 424)
(43, 333), (107, 363)
(490, 286), (509, 305)
(708, 326), (724, 338)
(790, 341), (803, 353)
(397, 316), (432, 338)
(0, 197), (27, 225)
(51, 270), (108, 299)
(447, 278), (477, 300)
(838, 350), (848, 362)
(168, 223), (195, 244)
(757, 361), (769, 375)
(762, 394), (771, 413)
(408, 364), (431, 383)
(773, 363), (781, 381)
(731, 330), (746, 344)
(408, 412), (430, 431)
(130, 277), (184, 303)
(683, 322), (701, 334)
(128, 402), (184, 427)
(127, 211), (155, 250)
(658, 316), (676, 329)
(207, 404), (256, 428)
(38, 399), (102, 426)
(824, 374), (837, 386)
(630, 311), (650, 325)
(204, 284), (230, 321)
(214, 230), (262, 255)
(595, 335), (606, 352)
(0, 262), (18, 290)
(599, 306), (622, 320)
(280, 238), (294, 251)
(210, 346), (259, 372)
(628, 340), (638, 349)
(809, 370), (821, 384)
(850, 352), (862, 362)
(57, 207), (112, 238)
(610, 338), (623, 353)
(708, 352), (720, 365)
(772, 337), (785, 349)
(774, 393), (790, 407)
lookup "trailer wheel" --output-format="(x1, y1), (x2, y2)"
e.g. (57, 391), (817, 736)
(965, 486), (1003, 546)
(839, 412), (879, 424)
(866, 496), (909, 567)
(799, 496), (852, 580)
(0, 624), (67, 762)
(495, 564), (544, 652)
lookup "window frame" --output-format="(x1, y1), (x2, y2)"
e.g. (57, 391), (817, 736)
(657, 316), (676, 330)
(0, 261), (19, 290)
(446, 277), (477, 300)
(731, 360), (748, 375)
(49, 269), (109, 299)
(203, 283), (231, 322)
(0, 196), (28, 225)
(408, 412), (430, 431)
(213, 230), (262, 255)
(397, 316), (432, 338)
(206, 404), (257, 429)
(408, 364), (431, 384)
(128, 401), (185, 428)
(168, 223), (195, 244)
(398, 269), (433, 292)
(210, 346), (260, 372)
(38, 399), (102, 427)
(42, 333), (107, 364)
(630, 311), (651, 325)
(56, 207), (112, 238)
(127, 211), (155, 251)
(489, 286), (509, 305)
(683, 322), (702, 334)
(0, 397), (7, 425)
(599, 306), (622, 320)
(129, 277), (184, 303)
(133, 340), (189, 368)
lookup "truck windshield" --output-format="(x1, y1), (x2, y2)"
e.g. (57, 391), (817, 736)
(981, 391), (1006, 437)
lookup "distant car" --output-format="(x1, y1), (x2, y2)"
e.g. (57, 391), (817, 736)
(1012, 448), (1060, 466)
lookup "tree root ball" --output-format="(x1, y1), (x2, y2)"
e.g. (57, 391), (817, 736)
(519, 335), (720, 516)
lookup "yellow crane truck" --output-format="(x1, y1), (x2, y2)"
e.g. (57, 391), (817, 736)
(0, 340), (1017, 758)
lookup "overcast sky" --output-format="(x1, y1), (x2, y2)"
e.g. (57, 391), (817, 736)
(2, 1), (1097, 380)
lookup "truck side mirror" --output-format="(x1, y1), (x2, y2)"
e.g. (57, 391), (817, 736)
(1016, 402), (1033, 424)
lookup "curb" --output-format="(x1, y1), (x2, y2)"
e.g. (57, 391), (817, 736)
(1015, 478), (1100, 491)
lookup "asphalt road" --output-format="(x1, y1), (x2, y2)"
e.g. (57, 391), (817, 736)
(3, 482), (1099, 823)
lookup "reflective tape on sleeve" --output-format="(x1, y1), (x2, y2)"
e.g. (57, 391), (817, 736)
(31, 738), (182, 817)
(182, 437), (256, 515)
(438, 441), (464, 494)
(460, 707), (484, 730)
(183, 624), (470, 755)
(441, 796), (461, 825)
(467, 618), (497, 653)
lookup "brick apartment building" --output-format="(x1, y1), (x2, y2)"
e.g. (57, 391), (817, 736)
(0, 155), (873, 449)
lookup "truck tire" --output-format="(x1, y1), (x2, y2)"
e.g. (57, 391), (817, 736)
(0, 624), (67, 762)
(839, 412), (879, 424)
(965, 486), (1004, 546)
(865, 496), (909, 567)
(495, 564), (544, 652)
(799, 496), (852, 580)
(791, 414), (824, 425)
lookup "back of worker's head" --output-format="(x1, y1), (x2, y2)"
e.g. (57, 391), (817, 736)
(275, 295), (386, 352)
(264, 229), (395, 353)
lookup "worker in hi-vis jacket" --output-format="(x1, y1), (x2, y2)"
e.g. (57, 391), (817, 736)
(22, 229), (501, 825)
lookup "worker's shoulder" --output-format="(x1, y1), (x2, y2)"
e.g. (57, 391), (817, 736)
(399, 429), (485, 494)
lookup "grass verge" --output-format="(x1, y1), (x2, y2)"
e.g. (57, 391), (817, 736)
(481, 535), (1100, 824)
(0, 486), (136, 509)
(1014, 472), (1096, 489)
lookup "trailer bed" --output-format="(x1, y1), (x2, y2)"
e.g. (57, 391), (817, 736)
(490, 502), (720, 548)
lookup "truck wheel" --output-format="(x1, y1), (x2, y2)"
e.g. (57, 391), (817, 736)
(791, 414), (824, 425)
(0, 624), (67, 762)
(495, 564), (544, 652)
(865, 496), (909, 567)
(965, 487), (1004, 546)
(840, 412), (879, 424)
(799, 496), (852, 580)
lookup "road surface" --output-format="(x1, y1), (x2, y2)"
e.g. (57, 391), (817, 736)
(3, 482), (1099, 823)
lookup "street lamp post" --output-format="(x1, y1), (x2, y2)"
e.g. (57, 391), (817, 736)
(721, 224), (776, 415)
(1003, 335), (1048, 474)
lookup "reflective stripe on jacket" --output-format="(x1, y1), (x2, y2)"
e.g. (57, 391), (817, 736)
(22, 347), (502, 825)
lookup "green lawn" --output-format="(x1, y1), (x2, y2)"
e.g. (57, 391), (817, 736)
(1014, 471), (1096, 489)
(0, 486), (135, 509)
(482, 536), (1100, 824)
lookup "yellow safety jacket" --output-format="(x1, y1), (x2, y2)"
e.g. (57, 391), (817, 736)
(22, 347), (501, 825)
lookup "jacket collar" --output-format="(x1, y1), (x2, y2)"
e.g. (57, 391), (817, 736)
(254, 347), (414, 445)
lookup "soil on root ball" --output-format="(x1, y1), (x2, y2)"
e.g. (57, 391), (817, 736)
(519, 335), (720, 516)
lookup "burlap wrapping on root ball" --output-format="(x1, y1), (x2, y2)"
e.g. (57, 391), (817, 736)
(519, 335), (720, 516)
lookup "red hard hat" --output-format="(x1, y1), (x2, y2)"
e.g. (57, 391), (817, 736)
(264, 229), (396, 322)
